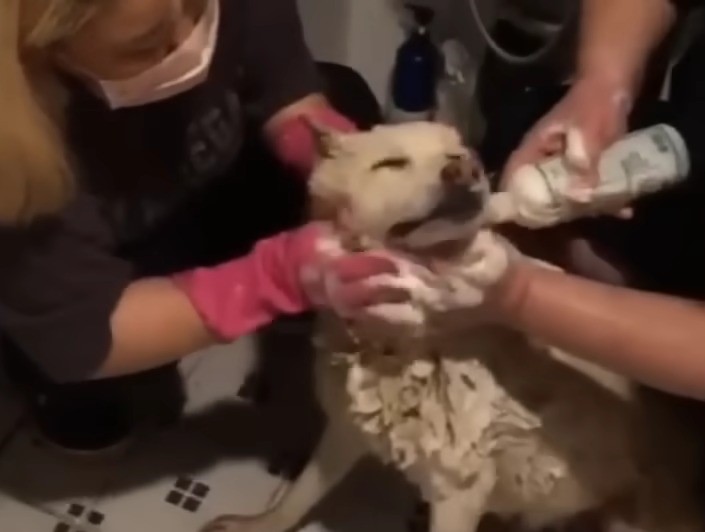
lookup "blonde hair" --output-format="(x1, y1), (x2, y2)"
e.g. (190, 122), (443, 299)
(0, 0), (99, 225)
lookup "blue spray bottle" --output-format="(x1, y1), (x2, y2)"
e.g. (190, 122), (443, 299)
(388, 4), (439, 123)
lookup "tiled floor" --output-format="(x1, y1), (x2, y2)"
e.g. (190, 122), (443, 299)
(0, 322), (415, 532)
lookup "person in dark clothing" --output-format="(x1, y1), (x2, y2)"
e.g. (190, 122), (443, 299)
(0, 0), (399, 452)
(448, 0), (705, 401)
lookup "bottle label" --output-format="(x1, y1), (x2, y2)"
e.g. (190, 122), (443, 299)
(535, 125), (687, 215)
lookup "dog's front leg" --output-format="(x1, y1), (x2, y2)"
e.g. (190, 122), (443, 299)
(202, 422), (367, 532)
(430, 495), (487, 532)
(430, 469), (496, 532)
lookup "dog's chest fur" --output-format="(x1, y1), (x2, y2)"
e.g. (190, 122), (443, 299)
(327, 328), (541, 497)
(317, 306), (643, 527)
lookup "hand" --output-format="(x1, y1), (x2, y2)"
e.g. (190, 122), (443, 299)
(172, 222), (406, 342)
(501, 76), (633, 211)
(268, 103), (357, 177)
(433, 230), (521, 315)
(357, 231), (526, 332)
(295, 223), (408, 316)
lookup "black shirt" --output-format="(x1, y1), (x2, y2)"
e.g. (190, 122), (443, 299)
(0, 0), (320, 381)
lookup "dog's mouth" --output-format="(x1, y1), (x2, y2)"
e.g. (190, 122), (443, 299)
(387, 183), (487, 258)
(388, 185), (483, 236)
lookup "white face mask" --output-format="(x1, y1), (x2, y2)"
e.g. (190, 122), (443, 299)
(94, 0), (219, 109)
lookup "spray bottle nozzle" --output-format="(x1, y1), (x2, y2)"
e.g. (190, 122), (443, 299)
(405, 4), (435, 27)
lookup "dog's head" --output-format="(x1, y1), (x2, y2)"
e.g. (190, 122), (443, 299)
(308, 121), (489, 256)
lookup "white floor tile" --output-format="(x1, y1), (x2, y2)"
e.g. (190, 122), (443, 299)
(94, 426), (287, 532)
(180, 336), (257, 382)
(181, 323), (322, 463)
(182, 337), (258, 415)
(0, 493), (61, 532)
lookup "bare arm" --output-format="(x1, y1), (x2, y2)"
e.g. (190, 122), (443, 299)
(93, 94), (332, 379)
(94, 226), (397, 381)
(499, 262), (705, 399)
(95, 278), (216, 379)
(492, 0), (700, 395)
(577, 0), (677, 91)
(502, 0), (678, 186)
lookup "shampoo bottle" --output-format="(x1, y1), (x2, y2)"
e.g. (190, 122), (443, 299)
(388, 4), (439, 124)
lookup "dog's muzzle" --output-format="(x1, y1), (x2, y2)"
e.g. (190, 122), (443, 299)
(428, 182), (485, 222)
(388, 157), (488, 240)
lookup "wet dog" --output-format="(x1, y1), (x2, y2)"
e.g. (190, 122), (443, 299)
(204, 122), (703, 532)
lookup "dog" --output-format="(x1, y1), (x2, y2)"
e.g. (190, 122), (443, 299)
(203, 122), (704, 532)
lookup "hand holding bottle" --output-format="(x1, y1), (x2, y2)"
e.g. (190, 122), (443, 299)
(501, 77), (633, 197)
(488, 124), (689, 229)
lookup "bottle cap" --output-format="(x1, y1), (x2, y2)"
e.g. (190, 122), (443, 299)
(510, 163), (557, 204)
(485, 165), (562, 228)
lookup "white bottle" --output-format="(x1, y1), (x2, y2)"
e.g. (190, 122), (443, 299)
(486, 124), (690, 229)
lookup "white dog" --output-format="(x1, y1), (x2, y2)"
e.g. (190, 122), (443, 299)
(204, 122), (703, 532)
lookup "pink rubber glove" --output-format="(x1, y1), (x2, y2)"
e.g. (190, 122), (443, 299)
(171, 223), (403, 342)
(269, 106), (357, 177)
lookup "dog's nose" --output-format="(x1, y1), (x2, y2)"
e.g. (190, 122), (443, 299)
(441, 156), (483, 185)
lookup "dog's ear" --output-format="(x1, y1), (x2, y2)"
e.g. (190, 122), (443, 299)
(302, 117), (346, 159)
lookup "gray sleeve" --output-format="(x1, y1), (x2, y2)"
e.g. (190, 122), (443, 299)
(239, 0), (323, 123)
(0, 195), (133, 383)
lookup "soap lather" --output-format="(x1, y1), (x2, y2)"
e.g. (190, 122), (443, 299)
(484, 124), (690, 229)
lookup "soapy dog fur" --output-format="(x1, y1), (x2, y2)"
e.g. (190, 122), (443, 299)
(203, 122), (704, 532)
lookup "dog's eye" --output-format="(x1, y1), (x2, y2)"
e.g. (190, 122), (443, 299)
(370, 157), (410, 171)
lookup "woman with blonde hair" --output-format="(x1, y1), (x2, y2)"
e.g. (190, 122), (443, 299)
(0, 0), (398, 452)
